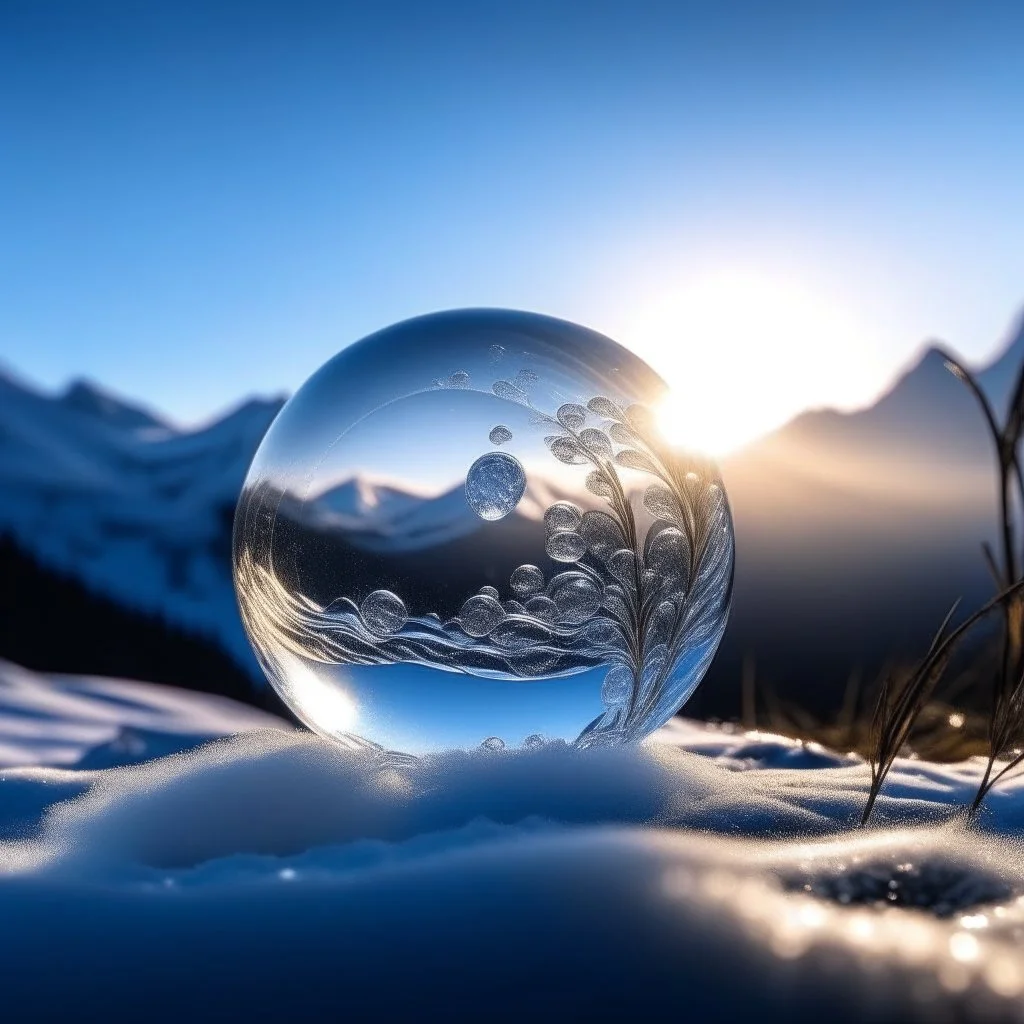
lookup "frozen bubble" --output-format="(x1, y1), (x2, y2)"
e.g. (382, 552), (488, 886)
(481, 736), (505, 752)
(546, 531), (586, 563)
(524, 595), (559, 623)
(510, 564), (545, 596)
(466, 452), (527, 521)
(458, 594), (506, 637)
(233, 308), (734, 755)
(359, 590), (408, 636)
(544, 501), (583, 534)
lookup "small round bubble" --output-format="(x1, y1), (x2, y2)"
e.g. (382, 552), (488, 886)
(466, 452), (527, 521)
(544, 501), (583, 533)
(524, 595), (559, 623)
(546, 531), (587, 563)
(510, 564), (545, 596)
(360, 590), (408, 636)
(459, 594), (506, 637)
(548, 572), (603, 624)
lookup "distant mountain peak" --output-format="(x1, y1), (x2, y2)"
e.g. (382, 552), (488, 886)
(918, 342), (952, 366)
(212, 394), (287, 420)
(60, 379), (168, 432)
(740, 313), (1024, 471)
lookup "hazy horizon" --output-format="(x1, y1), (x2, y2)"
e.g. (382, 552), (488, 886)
(4, 301), (1023, 456)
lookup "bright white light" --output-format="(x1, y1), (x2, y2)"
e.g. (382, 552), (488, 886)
(273, 650), (358, 736)
(949, 931), (981, 963)
(627, 270), (881, 456)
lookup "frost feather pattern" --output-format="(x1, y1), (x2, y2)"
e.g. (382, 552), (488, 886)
(236, 384), (733, 748)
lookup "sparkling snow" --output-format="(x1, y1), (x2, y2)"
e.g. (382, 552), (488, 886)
(1, 660), (1023, 1021)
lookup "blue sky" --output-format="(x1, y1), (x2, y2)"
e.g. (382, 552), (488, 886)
(2, 1), (1023, 445)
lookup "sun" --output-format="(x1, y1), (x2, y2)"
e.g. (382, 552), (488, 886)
(626, 270), (874, 457)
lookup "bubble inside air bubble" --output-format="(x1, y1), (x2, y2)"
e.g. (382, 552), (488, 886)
(360, 590), (408, 636)
(466, 452), (527, 521)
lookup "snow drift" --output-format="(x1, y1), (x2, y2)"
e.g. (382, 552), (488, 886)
(0, 661), (1023, 1021)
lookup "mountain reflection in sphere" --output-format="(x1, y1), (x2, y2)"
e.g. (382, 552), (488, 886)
(233, 309), (734, 756)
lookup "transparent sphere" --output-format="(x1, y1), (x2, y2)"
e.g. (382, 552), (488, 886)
(233, 309), (734, 755)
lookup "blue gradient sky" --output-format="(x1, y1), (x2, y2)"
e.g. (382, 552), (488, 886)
(2, 1), (1023, 442)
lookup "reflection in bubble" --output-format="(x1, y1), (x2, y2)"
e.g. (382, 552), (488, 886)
(233, 309), (734, 755)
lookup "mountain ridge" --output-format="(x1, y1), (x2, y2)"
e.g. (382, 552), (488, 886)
(2, 311), (1022, 711)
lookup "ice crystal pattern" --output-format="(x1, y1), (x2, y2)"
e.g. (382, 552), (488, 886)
(234, 310), (735, 753)
(236, 385), (733, 747)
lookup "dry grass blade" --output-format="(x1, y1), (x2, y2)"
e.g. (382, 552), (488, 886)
(861, 581), (1024, 825)
(941, 347), (1024, 813)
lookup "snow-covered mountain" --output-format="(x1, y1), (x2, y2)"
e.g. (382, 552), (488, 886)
(301, 477), (474, 552)
(2, 311), (1023, 711)
(300, 473), (566, 554)
(752, 311), (1024, 479)
(0, 368), (284, 670)
(701, 313), (1024, 717)
(60, 379), (170, 433)
(313, 477), (424, 525)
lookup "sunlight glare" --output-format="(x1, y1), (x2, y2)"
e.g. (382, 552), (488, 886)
(273, 650), (359, 736)
(630, 271), (878, 456)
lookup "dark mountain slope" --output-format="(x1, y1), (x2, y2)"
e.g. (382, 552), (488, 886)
(0, 532), (280, 708)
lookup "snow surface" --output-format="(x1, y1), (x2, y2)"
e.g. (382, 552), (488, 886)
(0, 659), (287, 770)
(1, 660), (1024, 1021)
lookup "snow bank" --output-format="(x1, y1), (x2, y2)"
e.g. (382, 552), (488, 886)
(1, 664), (1023, 1021)
(0, 658), (288, 769)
